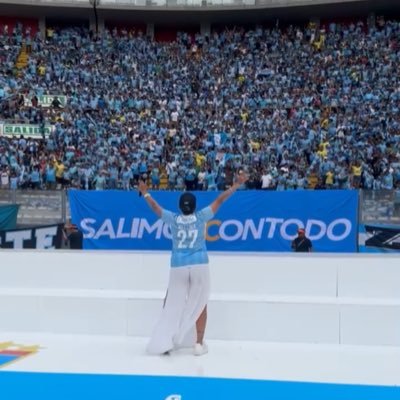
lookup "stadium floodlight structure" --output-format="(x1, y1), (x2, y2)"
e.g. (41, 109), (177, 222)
(89, 0), (99, 35)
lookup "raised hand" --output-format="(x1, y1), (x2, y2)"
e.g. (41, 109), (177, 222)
(236, 170), (249, 185)
(138, 180), (148, 195)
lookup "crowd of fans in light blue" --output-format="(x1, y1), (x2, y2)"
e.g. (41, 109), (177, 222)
(0, 18), (399, 191)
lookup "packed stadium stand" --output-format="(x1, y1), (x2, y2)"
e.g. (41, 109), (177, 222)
(0, 0), (399, 192)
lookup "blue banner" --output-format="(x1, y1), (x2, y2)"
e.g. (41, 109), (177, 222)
(68, 190), (358, 252)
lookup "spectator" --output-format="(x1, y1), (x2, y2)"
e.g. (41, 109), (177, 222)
(55, 159), (65, 188)
(45, 162), (57, 190)
(0, 167), (9, 189)
(51, 96), (62, 109)
(31, 94), (38, 108)
(30, 166), (41, 189)
(261, 169), (273, 190)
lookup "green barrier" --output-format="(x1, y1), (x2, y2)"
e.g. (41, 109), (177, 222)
(0, 204), (19, 230)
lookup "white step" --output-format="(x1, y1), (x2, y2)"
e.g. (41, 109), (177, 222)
(0, 251), (399, 346)
(1, 251), (400, 298)
(1, 287), (399, 346)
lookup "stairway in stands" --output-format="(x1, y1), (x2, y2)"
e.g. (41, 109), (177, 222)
(15, 43), (29, 74)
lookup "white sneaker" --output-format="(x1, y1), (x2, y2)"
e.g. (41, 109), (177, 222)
(194, 342), (208, 356)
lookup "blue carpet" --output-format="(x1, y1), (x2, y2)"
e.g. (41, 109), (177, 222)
(0, 371), (399, 400)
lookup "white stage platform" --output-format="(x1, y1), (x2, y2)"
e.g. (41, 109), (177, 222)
(1, 251), (400, 400)
(0, 251), (399, 346)
(1, 332), (400, 386)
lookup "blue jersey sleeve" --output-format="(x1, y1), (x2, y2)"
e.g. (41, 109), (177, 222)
(197, 206), (214, 223)
(161, 209), (175, 225)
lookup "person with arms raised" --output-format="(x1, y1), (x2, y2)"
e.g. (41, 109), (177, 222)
(138, 171), (248, 356)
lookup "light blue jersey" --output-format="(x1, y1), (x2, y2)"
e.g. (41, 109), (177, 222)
(161, 206), (214, 268)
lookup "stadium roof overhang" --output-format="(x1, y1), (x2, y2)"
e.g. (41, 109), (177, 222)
(0, 0), (398, 24)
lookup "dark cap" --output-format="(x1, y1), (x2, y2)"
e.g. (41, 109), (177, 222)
(179, 192), (196, 215)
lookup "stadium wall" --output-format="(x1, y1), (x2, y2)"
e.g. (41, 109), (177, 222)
(0, 251), (399, 346)
(0, 15), (38, 34)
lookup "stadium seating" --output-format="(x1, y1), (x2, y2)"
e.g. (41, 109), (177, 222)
(0, 19), (399, 192)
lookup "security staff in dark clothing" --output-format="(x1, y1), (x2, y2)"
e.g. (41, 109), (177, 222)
(291, 228), (312, 252)
(63, 222), (83, 249)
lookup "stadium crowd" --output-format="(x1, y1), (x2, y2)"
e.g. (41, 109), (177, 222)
(0, 18), (399, 191)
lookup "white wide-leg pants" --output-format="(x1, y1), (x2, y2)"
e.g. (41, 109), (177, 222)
(146, 264), (210, 355)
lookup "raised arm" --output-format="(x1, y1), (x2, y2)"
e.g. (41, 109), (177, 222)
(138, 181), (162, 217)
(210, 171), (248, 214)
